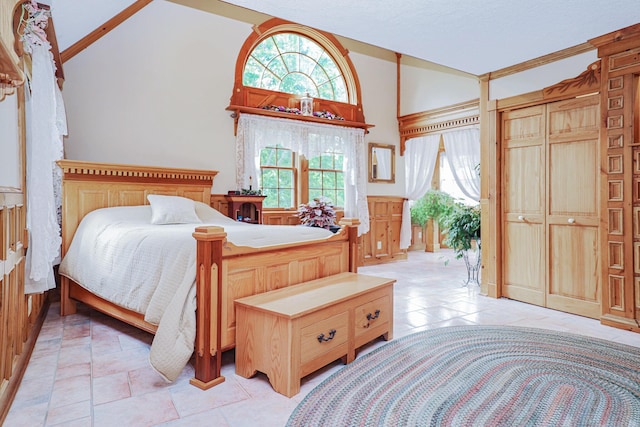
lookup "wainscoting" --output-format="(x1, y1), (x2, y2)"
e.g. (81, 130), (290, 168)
(211, 194), (406, 266)
(0, 190), (48, 424)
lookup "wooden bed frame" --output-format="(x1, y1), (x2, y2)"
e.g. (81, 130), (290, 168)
(57, 160), (359, 389)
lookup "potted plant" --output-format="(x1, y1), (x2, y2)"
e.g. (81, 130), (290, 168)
(410, 190), (456, 252)
(297, 197), (340, 232)
(442, 203), (481, 285)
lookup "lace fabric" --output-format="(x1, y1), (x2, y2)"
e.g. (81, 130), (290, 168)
(236, 113), (369, 235)
(22, 2), (67, 294)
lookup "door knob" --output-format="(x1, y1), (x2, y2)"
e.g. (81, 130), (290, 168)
(568, 218), (575, 224)
(517, 215), (524, 221)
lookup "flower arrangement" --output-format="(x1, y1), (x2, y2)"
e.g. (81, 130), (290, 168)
(261, 105), (302, 114)
(260, 105), (344, 121)
(297, 197), (336, 229)
(313, 110), (344, 120)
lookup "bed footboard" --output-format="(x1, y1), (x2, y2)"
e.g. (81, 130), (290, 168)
(190, 219), (360, 389)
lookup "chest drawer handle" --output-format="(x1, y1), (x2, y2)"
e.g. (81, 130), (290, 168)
(367, 309), (381, 321)
(317, 329), (337, 343)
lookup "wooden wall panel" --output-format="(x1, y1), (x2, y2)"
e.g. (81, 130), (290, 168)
(360, 196), (407, 266)
(0, 192), (48, 423)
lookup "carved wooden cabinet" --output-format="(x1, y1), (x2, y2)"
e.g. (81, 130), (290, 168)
(590, 24), (640, 332)
(360, 196), (407, 266)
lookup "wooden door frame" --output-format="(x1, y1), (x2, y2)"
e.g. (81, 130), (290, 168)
(480, 62), (602, 300)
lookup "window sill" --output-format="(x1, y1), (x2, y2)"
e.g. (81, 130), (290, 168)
(227, 105), (374, 131)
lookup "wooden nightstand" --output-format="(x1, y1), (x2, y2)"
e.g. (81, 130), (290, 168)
(224, 195), (266, 224)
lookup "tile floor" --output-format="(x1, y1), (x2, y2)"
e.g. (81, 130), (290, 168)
(6, 250), (640, 426)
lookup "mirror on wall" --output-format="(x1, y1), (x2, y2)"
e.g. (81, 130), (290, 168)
(368, 143), (395, 183)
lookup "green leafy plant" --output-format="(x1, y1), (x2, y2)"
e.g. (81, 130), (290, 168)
(442, 203), (481, 259)
(410, 190), (456, 227)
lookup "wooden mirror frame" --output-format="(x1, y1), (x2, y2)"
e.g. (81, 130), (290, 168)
(368, 142), (395, 183)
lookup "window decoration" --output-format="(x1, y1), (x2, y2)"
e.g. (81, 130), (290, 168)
(229, 18), (369, 127)
(244, 33), (347, 102)
(308, 150), (344, 207)
(236, 113), (369, 235)
(260, 145), (295, 208)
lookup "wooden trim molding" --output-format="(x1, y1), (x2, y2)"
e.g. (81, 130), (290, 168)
(542, 60), (601, 100)
(60, 0), (153, 63)
(57, 159), (218, 184)
(479, 42), (595, 81)
(398, 99), (479, 155)
(496, 61), (601, 112)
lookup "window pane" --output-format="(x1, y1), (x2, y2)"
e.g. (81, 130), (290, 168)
(331, 77), (348, 103)
(309, 156), (321, 169)
(277, 149), (292, 167)
(320, 154), (334, 169)
(323, 171), (336, 188)
(243, 57), (263, 86)
(268, 56), (288, 79)
(279, 189), (293, 208)
(259, 70), (280, 91)
(261, 148), (276, 166)
(261, 168), (278, 187)
(263, 188), (278, 208)
(309, 171), (322, 189)
(243, 33), (348, 102)
(281, 73), (316, 96)
(336, 190), (344, 207)
(280, 169), (293, 187)
(273, 33), (298, 54)
(336, 171), (344, 188)
(252, 38), (279, 63)
(309, 189), (323, 201)
(282, 52), (299, 73)
(299, 37), (323, 61)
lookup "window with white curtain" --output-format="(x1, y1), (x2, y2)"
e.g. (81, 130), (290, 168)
(439, 152), (478, 206)
(236, 113), (369, 235)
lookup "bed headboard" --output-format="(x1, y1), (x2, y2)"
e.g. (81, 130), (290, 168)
(57, 160), (218, 255)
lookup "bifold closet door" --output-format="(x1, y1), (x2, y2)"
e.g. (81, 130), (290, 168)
(501, 96), (601, 318)
(546, 95), (600, 318)
(502, 105), (546, 306)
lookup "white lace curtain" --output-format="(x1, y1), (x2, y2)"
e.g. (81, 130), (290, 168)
(236, 113), (369, 235)
(442, 128), (480, 201)
(21, 2), (67, 294)
(399, 135), (441, 249)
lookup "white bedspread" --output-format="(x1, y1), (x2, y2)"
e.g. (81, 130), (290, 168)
(58, 202), (333, 381)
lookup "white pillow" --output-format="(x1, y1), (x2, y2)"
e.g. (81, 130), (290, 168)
(147, 195), (202, 225)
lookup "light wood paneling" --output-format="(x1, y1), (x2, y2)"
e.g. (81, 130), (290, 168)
(501, 95), (601, 319)
(502, 105), (546, 305)
(360, 196), (406, 266)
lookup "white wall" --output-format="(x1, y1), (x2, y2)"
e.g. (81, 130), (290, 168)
(489, 50), (599, 100)
(399, 62), (479, 114)
(0, 93), (21, 188)
(62, 0), (406, 197)
(350, 52), (404, 196)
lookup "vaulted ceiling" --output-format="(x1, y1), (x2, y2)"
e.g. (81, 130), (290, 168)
(49, 0), (640, 76)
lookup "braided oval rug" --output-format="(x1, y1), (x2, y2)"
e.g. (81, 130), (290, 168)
(286, 325), (640, 427)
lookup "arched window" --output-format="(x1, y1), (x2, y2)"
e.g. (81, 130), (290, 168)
(231, 19), (369, 231)
(243, 33), (348, 102)
(230, 18), (365, 117)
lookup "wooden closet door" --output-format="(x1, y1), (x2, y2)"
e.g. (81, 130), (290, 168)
(502, 106), (546, 306)
(546, 95), (601, 318)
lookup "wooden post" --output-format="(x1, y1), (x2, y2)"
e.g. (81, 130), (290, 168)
(424, 219), (440, 252)
(339, 218), (360, 273)
(190, 226), (227, 389)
